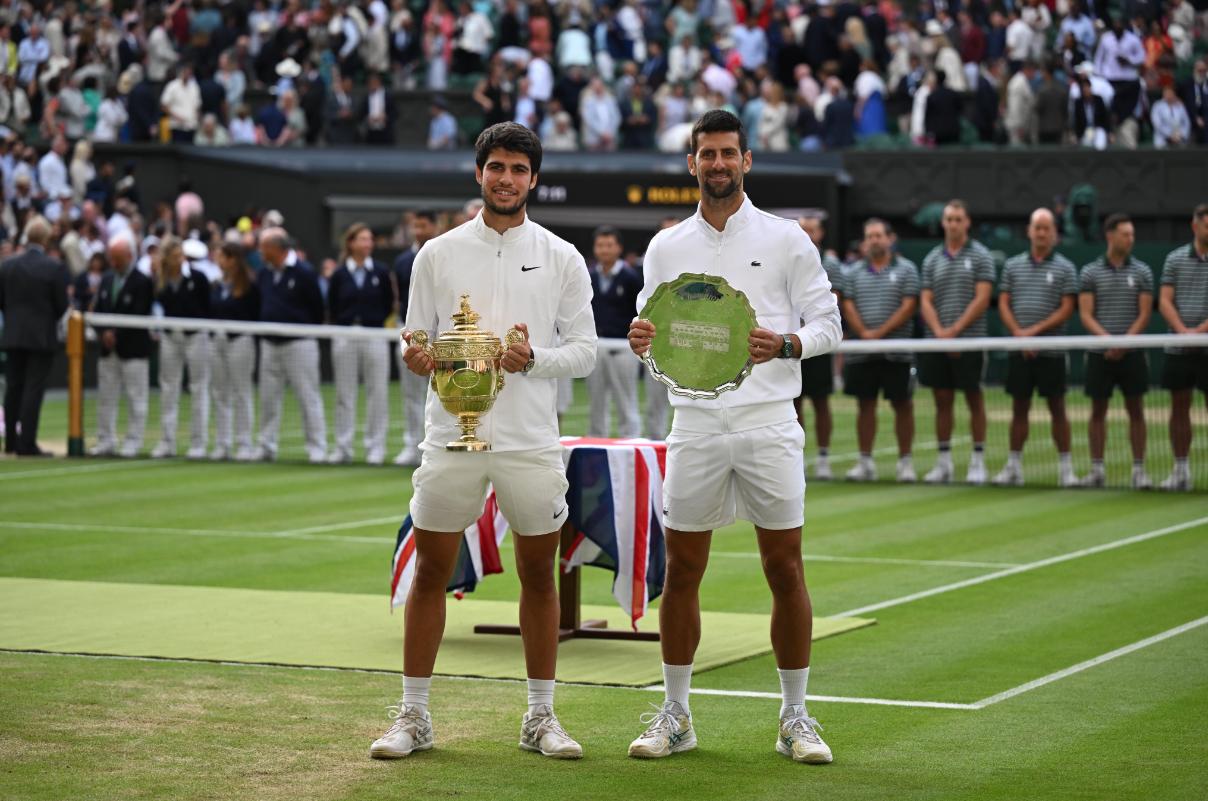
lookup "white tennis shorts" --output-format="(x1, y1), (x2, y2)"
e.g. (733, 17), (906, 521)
(409, 445), (569, 536)
(663, 418), (805, 532)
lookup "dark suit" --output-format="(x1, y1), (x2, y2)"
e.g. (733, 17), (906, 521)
(1072, 95), (1110, 141)
(0, 246), (69, 453)
(358, 90), (397, 145)
(925, 85), (963, 145)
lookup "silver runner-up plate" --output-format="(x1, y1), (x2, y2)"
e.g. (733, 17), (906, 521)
(638, 273), (758, 400)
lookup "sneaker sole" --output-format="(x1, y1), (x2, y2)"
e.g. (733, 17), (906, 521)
(519, 741), (583, 759)
(628, 737), (697, 759)
(369, 740), (433, 760)
(776, 739), (833, 764)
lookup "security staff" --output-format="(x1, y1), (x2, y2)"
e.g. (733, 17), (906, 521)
(91, 234), (154, 457)
(586, 225), (642, 438)
(209, 242), (260, 461)
(255, 227), (327, 463)
(151, 236), (212, 459)
(328, 222), (394, 464)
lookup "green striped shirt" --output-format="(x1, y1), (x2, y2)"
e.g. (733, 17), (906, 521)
(843, 257), (920, 363)
(1001, 251), (1078, 357)
(1161, 243), (1208, 353)
(1078, 255), (1153, 336)
(920, 240), (996, 338)
(822, 254), (844, 294)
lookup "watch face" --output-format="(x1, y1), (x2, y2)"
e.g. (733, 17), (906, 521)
(781, 337), (794, 358)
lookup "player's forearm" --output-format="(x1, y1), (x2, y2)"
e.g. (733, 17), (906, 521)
(793, 304), (842, 359)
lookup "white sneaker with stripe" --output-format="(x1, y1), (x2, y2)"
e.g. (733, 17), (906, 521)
(628, 701), (696, 758)
(776, 706), (833, 764)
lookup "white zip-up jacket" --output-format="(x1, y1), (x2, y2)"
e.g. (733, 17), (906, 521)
(638, 195), (842, 431)
(405, 212), (597, 452)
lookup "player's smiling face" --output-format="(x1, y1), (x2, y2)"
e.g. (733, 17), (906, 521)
(476, 148), (538, 217)
(688, 131), (750, 201)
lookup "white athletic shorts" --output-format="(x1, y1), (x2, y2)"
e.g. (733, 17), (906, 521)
(663, 417), (805, 532)
(410, 445), (569, 536)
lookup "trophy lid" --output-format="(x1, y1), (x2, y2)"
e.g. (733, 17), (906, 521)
(439, 294), (500, 343)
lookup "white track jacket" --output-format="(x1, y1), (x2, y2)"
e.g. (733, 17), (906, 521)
(638, 195), (842, 430)
(405, 213), (597, 452)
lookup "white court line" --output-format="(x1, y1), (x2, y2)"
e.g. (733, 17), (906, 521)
(0, 520), (387, 545)
(833, 515), (1208, 619)
(0, 460), (161, 481)
(824, 436), (972, 465)
(643, 685), (977, 710)
(710, 553), (1022, 570)
(971, 615), (1208, 708)
(270, 517), (402, 536)
(0, 649), (974, 709)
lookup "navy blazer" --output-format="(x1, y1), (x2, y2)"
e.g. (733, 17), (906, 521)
(93, 269), (155, 359)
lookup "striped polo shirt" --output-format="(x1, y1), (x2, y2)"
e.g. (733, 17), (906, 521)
(843, 256), (920, 363)
(1001, 251), (1078, 357)
(1161, 243), (1208, 354)
(822, 253), (844, 294)
(921, 239), (997, 337)
(1078, 254), (1153, 336)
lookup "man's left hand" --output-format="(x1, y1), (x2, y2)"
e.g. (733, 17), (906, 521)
(748, 327), (783, 364)
(502, 322), (534, 373)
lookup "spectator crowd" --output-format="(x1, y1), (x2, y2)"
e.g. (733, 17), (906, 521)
(0, 0), (1202, 153)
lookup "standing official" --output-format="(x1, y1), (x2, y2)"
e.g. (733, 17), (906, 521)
(1, 217), (68, 456)
(1157, 203), (1208, 491)
(640, 215), (680, 440)
(90, 235), (154, 457)
(627, 111), (841, 765)
(995, 208), (1079, 487)
(371, 123), (596, 761)
(151, 236), (212, 459)
(209, 242), (260, 461)
(328, 223), (394, 464)
(795, 214), (844, 479)
(392, 210), (438, 466)
(256, 227), (327, 463)
(1078, 214), (1154, 488)
(841, 219), (920, 483)
(586, 225), (642, 438)
(918, 200), (996, 485)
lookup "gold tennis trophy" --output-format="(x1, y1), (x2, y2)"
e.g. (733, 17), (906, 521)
(407, 295), (523, 451)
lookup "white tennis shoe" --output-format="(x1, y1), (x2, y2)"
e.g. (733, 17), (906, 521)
(628, 701), (696, 758)
(776, 706), (833, 764)
(369, 703), (433, 759)
(519, 705), (582, 759)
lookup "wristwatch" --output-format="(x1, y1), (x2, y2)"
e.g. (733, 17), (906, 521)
(777, 335), (795, 359)
(521, 347), (536, 374)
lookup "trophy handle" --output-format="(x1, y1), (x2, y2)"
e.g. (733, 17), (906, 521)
(504, 327), (525, 349)
(409, 328), (432, 355)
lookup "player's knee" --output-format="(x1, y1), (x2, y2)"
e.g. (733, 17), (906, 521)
(761, 556), (804, 596)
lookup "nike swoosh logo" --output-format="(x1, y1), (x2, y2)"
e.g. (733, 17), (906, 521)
(554, 507), (566, 518)
(521, 265), (543, 272)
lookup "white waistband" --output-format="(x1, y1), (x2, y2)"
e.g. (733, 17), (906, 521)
(670, 400), (797, 434)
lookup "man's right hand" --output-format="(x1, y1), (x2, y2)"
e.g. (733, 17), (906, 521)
(628, 318), (655, 357)
(400, 330), (434, 376)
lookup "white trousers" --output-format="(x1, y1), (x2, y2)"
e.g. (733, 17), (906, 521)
(643, 365), (670, 440)
(96, 355), (149, 455)
(396, 347), (428, 450)
(158, 331), (211, 451)
(210, 334), (256, 454)
(587, 345), (640, 438)
(332, 336), (390, 461)
(258, 338), (327, 460)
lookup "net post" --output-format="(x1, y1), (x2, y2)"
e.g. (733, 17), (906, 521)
(66, 311), (85, 457)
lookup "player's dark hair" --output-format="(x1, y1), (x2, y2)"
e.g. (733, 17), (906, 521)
(475, 122), (543, 175)
(689, 109), (748, 154)
(1103, 213), (1132, 233)
(413, 209), (437, 223)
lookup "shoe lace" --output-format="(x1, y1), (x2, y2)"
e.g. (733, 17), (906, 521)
(781, 708), (823, 745)
(638, 702), (685, 738)
(524, 706), (572, 742)
(383, 703), (427, 736)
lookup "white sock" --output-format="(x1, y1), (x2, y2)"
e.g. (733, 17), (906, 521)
(1007, 451), (1022, 469)
(1059, 452), (1073, 472)
(402, 675), (431, 712)
(527, 678), (555, 714)
(1091, 459), (1105, 473)
(971, 445), (985, 463)
(663, 663), (693, 715)
(859, 453), (874, 468)
(778, 667), (809, 718)
(898, 453), (913, 466)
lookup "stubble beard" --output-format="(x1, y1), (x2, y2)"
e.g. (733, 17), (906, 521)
(482, 185), (528, 217)
(700, 171), (741, 201)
